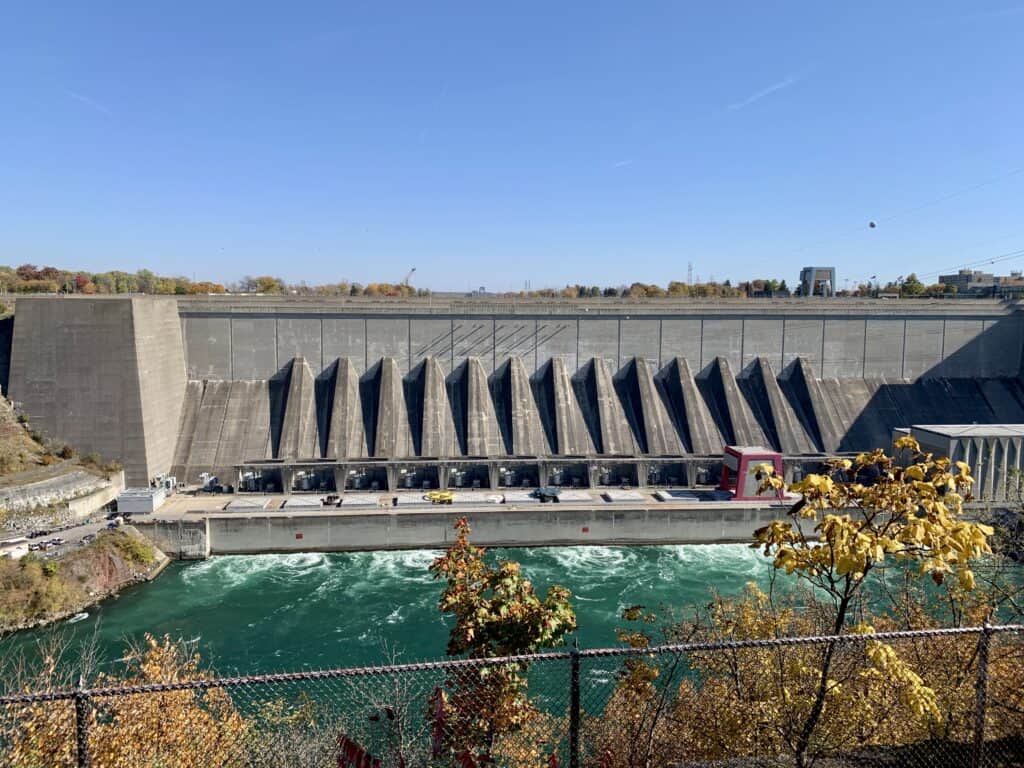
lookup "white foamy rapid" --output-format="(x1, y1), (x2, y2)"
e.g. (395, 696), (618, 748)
(180, 552), (330, 589)
(9, 544), (782, 675)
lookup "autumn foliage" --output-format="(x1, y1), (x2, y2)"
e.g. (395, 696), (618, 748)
(2, 444), (1020, 767)
(4, 634), (247, 767)
(429, 517), (577, 764)
(590, 437), (1022, 767)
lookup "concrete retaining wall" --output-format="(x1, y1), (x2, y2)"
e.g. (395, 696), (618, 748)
(66, 470), (125, 521)
(135, 517), (210, 559)
(0, 469), (121, 515)
(199, 505), (785, 555)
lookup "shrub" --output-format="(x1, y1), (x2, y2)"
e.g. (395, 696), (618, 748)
(112, 533), (156, 566)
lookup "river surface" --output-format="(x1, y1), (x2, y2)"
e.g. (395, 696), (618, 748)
(4, 545), (782, 674)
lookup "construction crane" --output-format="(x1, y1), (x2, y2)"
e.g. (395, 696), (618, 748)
(402, 267), (416, 287)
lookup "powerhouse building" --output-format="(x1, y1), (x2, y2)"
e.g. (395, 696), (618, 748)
(2, 295), (1022, 491)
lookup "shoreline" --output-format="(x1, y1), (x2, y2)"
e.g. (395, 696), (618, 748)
(0, 531), (170, 637)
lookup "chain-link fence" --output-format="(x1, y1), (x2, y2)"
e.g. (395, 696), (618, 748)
(2, 624), (1021, 767)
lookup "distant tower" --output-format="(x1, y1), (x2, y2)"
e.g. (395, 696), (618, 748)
(687, 262), (693, 285)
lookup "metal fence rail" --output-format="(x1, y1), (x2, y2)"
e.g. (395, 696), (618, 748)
(2, 624), (1022, 767)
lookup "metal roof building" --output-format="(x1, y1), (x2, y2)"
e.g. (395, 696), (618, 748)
(906, 424), (1024, 502)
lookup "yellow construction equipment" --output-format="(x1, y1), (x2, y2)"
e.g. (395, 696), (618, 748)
(424, 490), (454, 505)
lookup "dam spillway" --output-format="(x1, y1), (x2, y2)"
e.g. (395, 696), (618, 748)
(4, 295), (1024, 486)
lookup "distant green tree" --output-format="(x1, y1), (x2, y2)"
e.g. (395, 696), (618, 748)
(253, 276), (285, 294)
(667, 281), (690, 296)
(135, 269), (157, 293)
(901, 273), (925, 296)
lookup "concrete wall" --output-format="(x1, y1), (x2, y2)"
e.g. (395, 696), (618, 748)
(179, 307), (1024, 381)
(67, 471), (125, 521)
(135, 517), (210, 559)
(198, 504), (786, 555)
(8, 298), (186, 485)
(0, 469), (118, 515)
(9, 297), (1023, 488)
(134, 299), (188, 482)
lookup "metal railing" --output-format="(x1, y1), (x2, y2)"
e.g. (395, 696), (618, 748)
(2, 624), (1022, 767)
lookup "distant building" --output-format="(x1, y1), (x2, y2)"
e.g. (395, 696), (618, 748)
(938, 269), (1024, 297)
(896, 424), (1024, 501)
(939, 269), (996, 292)
(799, 267), (836, 297)
(117, 487), (167, 515)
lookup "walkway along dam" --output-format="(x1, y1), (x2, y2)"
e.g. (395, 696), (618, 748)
(3, 295), (1023, 490)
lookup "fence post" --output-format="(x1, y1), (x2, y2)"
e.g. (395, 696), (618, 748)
(74, 690), (91, 768)
(971, 623), (992, 768)
(569, 642), (581, 768)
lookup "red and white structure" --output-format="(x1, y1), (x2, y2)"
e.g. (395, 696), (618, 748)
(719, 446), (784, 501)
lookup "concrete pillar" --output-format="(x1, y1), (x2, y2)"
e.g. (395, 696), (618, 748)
(437, 464), (450, 490)
(386, 466), (399, 491)
(488, 464), (500, 491)
(684, 459), (697, 488)
(281, 469), (296, 493)
(588, 463), (601, 489)
(636, 460), (648, 488)
(332, 466), (346, 493)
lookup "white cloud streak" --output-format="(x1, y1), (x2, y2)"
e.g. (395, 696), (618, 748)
(65, 90), (112, 116)
(727, 75), (799, 111)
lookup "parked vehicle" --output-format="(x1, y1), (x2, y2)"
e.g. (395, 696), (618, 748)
(532, 487), (562, 503)
(424, 490), (454, 505)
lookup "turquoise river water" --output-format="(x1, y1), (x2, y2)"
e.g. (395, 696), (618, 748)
(4, 545), (783, 674)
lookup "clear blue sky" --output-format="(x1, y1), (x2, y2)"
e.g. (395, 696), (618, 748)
(2, 1), (1022, 291)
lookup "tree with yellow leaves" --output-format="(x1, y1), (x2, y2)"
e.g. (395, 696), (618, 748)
(751, 436), (992, 767)
(429, 517), (577, 765)
(5, 633), (247, 768)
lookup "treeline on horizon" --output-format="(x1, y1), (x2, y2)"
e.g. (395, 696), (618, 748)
(0, 264), (954, 299)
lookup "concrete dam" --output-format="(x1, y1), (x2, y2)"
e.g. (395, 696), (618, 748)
(5, 296), (1024, 489)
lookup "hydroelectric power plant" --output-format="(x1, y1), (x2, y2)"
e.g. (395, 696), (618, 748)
(3, 294), (1024, 667)
(4, 294), (1022, 495)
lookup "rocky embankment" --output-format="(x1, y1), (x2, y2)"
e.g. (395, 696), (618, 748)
(0, 526), (168, 634)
